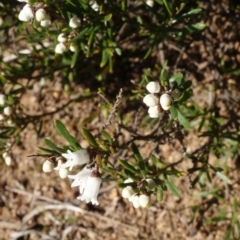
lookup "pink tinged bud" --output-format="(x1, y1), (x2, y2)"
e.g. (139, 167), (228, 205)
(35, 8), (47, 22)
(18, 4), (34, 22)
(143, 94), (159, 107)
(42, 160), (54, 172)
(0, 94), (6, 105)
(77, 175), (101, 205)
(59, 167), (69, 179)
(132, 195), (140, 208)
(69, 16), (81, 28)
(171, 89), (181, 100)
(146, 81), (160, 93)
(148, 105), (160, 118)
(122, 186), (134, 199)
(160, 93), (173, 111)
(55, 43), (67, 54)
(139, 194), (150, 208)
(57, 33), (67, 43)
(3, 106), (12, 116)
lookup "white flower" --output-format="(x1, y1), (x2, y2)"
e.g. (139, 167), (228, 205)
(35, 8), (47, 22)
(90, 2), (99, 12)
(139, 194), (150, 208)
(69, 16), (81, 28)
(3, 106), (13, 116)
(143, 94), (158, 107)
(171, 89), (181, 100)
(61, 149), (90, 171)
(40, 14), (51, 27)
(122, 186), (134, 199)
(148, 105), (160, 118)
(55, 43), (67, 54)
(0, 94), (6, 105)
(42, 160), (54, 172)
(17, 0), (29, 2)
(146, 81), (160, 93)
(77, 174), (101, 205)
(160, 93), (173, 111)
(59, 167), (69, 179)
(18, 4), (34, 22)
(57, 33), (67, 43)
(2, 152), (9, 159)
(69, 43), (78, 52)
(132, 195), (140, 208)
(146, 0), (154, 7)
(4, 156), (12, 166)
(146, 178), (156, 189)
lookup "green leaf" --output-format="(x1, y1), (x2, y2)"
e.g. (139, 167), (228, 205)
(191, 22), (206, 31)
(178, 89), (193, 104)
(44, 139), (63, 153)
(160, 68), (169, 87)
(170, 105), (178, 120)
(177, 109), (190, 129)
(163, 0), (173, 16)
(81, 128), (99, 148)
(100, 130), (113, 143)
(103, 14), (112, 22)
(216, 171), (232, 184)
(119, 159), (139, 174)
(169, 73), (183, 86)
(38, 147), (57, 154)
(157, 186), (164, 202)
(131, 143), (143, 162)
(138, 161), (148, 176)
(71, 50), (79, 68)
(55, 120), (81, 150)
(164, 175), (180, 198)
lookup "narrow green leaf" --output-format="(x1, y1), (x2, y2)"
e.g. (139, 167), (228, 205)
(177, 109), (190, 129)
(144, 47), (152, 59)
(119, 159), (139, 174)
(38, 147), (57, 154)
(160, 68), (169, 87)
(71, 50), (79, 68)
(178, 89), (193, 104)
(163, 0), (173, 16)
(216, 171), (232, 184)
(81, 128), (99, 148)
(101, 130), (113, 143)
(169, 72), (183, 86)
(44, 139), (63, 153)
(164, 175), (180, 198)
(138, 161), (148, 176)
(131, 143), (143, 162)
(170, 105), (178, 120)
(157, 186), (164, 202)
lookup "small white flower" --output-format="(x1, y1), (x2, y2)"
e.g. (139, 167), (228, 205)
(2, 152), (9, 159)
(0, 114), (4, 121)
(4, 156), (12, 166)
(77, 174), (101, 205)
(69, 43), (78, 52)
(69, 16), (81, 28)
(59, 167), (69, 179)
(17, 0), (29, 2)
(40, 14), (51, 27)
(146, 178), (156, 189)
(55, 43), (67, 54)
(57, 33), (67, 43)
(18, 4), (34, 22)
(61, 149), (90, 171)
(35, 8), (47, 22)
(122, 186), (134, 199)
(171, 89), (181, 100)
(139, 194), (150, 208)
(132, 195), (140, 208)
(0, 94), (6, 105)
(143, 94), (158, 107)
(3, 106), (13, 116)
(160, 93), (173, 111)
(146, 81), (160, 93)
(42, 160), (54, 172)
(90, 2), (99, 12)
(148, 105), (160, 118)
(146, 0), (154, 7)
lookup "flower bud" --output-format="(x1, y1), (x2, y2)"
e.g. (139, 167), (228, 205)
(59, 167), (69, 179)
(122, 186), (134, 199)
(90, 2), (99, 12)
(69, 16), (81, 28)
(4, 156), (12, 166)
(42, 160), (54, 172)
(146, 0), (154, 7)
(148, 105), (160, 118)
(132, 195), (140, 208)
(143, 94), (159, 107)
(40, 14), (51, 27)
(139, 194), (150, 208)
(55, 43), (67, 54)
(160, 93), (173, 111)
(0, 94), (6, 105)
(3, 106), (13, 116)
(146, 178), (156, 189)
(69, 43), (78, 52)
(57, 33), (67, 43)
(18, 4), (34, 22)
(146, 81), (160, 93)
(35, 8), (47, 22)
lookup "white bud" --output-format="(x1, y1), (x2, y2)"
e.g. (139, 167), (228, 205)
(171, 89), (181, 100)
(2, 152), (9, 159)
(69, 43), (78, 52)
(55, 43), (67, 54)
(90, 2), (99, 12)
(59, 167), (69, 179)
(132, 195), (140, 208)
(146, 81), (160, 93)
(143, 94), (158, 107)
(139, 194), (150, 208)
(146, 178), (156, 189)
(40, 14), (51, 27)
(160, 93), (173, 110)
(18, 4), (34, 22)
(146, 0), (154, 7)
(4, 156), (12, 166)
(42, 160), (54, 172)
(35, 8), (47, 22)
(122, 186), (134, 199)
(69, 16), (81, 28)
(148, 105), (160, 118)
(0, 94), (6, 105)
(57, 33), (67, 43)
(3, 106), (13, 116)
(0, 114), (4, 121)
(124, 178), (133, 183)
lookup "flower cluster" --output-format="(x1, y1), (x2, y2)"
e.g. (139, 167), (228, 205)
(143, 81), (181, 118)
(0, 93), (14, 126)
(121, 178), (155, 208)
(42, 149), (102, 205)
(55, 32), (78, 54)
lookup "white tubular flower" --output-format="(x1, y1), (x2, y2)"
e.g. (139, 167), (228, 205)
(42, 160), (54, 172)
(57, 33), (67, 43)
(146, 81), (160, 93)
(55, 43), (67, 54)
(4, 155), (12, 166)
(69, 43), (78, 52)
(90, 2), (99, 12)
(122, 186), (134, 199)
(148, 105), (160, 118)
(146, 178), (156, 189)
(40, 14), (51, 27)
(143, 94), (158, 107)
(18, 4), (34, 22)
(132, 195), (140, 208)
(0, 94), (6, 105)
(160, 93), (173, 111)
(35, 8), (47, 22)
(77, 174), (101, 205)
(3, 106), (13, 116)
(139, 194), (150, 208)
(171, 89), (181, 100)
(69, 16), (81, 28)
(59, 167), (69, 179)
(61, 149), (90, 171)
